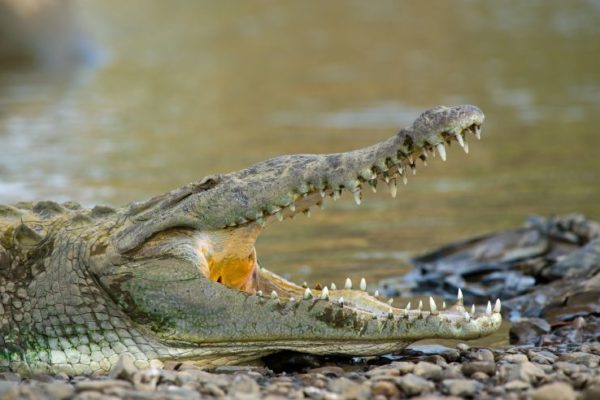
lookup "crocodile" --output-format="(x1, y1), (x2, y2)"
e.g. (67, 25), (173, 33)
(0, 104), (502, 376)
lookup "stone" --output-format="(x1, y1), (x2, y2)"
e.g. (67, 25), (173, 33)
(582, 377), (600, 400)
(500, 361), (546, 384)
(308, 366), (345, 377)
(41, 382), (76, 400)
(531, 382), (576, 400)
(0, 372), (21, 381)
(504, 380), (531, 391)
(442, 379), (482, 397)
(0, 382), (19, 399)
(469, 349), (495, 362)
(75, 379), (133, 392)
(509, 318), (551, 345)
(471, 372), (489, 381)
(396, 373), (435, 396)
(229, 375), (261, 399)
(202, 383), (226, 397)
(371, 380), (400, 398)
(500, 354), (529, 364)
(554, 361), (580, 375)
(462, 361), (496, 377)
(392, 361), (416, 374)
(108, 354), (138, 383)
(558, 352), (600, 368)
(328, 377), (370, 400)
(456, 343), (470, 351)
(366, 364), (400, 378)
(413, 361), (443, 380)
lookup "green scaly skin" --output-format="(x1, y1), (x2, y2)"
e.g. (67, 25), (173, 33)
(0, 105), (501, 376)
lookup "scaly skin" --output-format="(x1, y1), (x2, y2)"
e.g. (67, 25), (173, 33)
(0, 105), (501, 376)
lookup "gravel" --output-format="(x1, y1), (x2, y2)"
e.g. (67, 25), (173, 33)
(1, 342), (599, 399)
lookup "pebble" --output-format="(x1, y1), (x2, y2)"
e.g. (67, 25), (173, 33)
(531, 382), (576, 400)
(397, 373), (435, 396)
(442, 378), (482, 397)
(0, 343), (599, 400)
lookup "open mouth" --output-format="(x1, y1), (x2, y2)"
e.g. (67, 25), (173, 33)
(195, 114), (494, 322)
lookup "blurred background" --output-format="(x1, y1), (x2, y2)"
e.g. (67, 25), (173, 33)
(0, 0), (599, 287)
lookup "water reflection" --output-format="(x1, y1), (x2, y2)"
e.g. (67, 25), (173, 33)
(0, 2), (599, 346)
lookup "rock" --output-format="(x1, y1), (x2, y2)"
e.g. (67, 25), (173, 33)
(509, 318), (551, 345)
(499, 361), (546, 384)
(393, 361), (416, 374)
(0, 382), (19, 399)
(582, 377), (600, 400)
(133, 368), (160, 391)
(372, 380), (400, 398)
(396, 373), (435, 396)
(328, 377), (370, 400)
(366, 364), (400, 378)
(503, 380), (531, 391)
(471, 372), (489, 381)
(554, 361), (580, 375)
(75, 379), (133, 392)
(108, 354), (138, 382)
(528, 349), (557, 364)
(177, 370), (230, 387)
(40, 382), (76, 400)
(229, 375), (261, 399)
(500, 354), (529, 364)
(308, 366), (345, 377)
(201, 383), (226, 397)
(531, 382), (576, 400)
(462, 361), (496, 377)
(442, 379), (482, 397)
(413, 361), (443, 380)
(456, 343), (470, 351)
(558, 352), (600, 368)
(0, 372), (21, 382)
(469, 349), (495, 362)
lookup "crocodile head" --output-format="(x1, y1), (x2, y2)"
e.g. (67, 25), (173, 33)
(89, 104), (500, 368)
(0, 105), (501, 376)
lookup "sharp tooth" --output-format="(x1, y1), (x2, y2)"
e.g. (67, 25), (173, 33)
(353, 190), (361, 205)
(402, 175), (408, 185)
(384, 175), (390, 184)
(332, 190), (341, 201)
(406, 302), (411, 310)
(275, 211), (284, 222)
(257, 290), (263, 297)
(320, 286), (329, 300)
(317, 201), (325, 210)
(457, 288), (464, 306)
(464, 142), (469, 154)
(338, 297), (344, 306)
(389, 178), (397, 198)
(475, 126), (481, 140)
(289, 203), (296, 213)
(486, 301), (492, 316)
(471, 304), (475, 314)
(388, 308), (394, 319)
(411, 164), (416, 175)
(303, 209), (311, 218)
(271, 291), (279, 300)
(330, 283), (337, 290)
(344, 278), (352, 290)
(359, 278), (367, 291)
(494, 299), (501, 314)
(429, 297), (438, 314)
(464, 312), (471, 322)
(304, 288), (313, 300)
(418, 300), (423, 311)
(256, 217), (265, 227)
(388, 298), (394, 305)
(289, 297), (296, 302)
(436, 143), (447, 161)
(368, 180), (377, 193)
(374, 290), (379, 297)
(302, 281), (308, 288)
(320, 189), (326, 198)
(442, 301), (446, 309)
(455, 132), (465, 148)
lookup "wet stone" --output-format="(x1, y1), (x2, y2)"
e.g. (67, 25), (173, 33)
(531, 382), (576, 400)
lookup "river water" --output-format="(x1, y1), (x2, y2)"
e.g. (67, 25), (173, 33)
(1, 1), (599, 346)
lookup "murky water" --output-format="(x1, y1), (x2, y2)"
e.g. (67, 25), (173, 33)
(1, 1), (599, 345)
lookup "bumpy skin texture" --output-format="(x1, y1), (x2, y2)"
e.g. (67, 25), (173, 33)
(0, 105), (501, 376)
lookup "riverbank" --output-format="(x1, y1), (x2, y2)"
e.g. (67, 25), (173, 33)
(1, 341), (599, 399)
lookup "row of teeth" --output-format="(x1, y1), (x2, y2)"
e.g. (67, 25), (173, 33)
(226, 124), (481, 228)
(255, 282), (500, 321)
